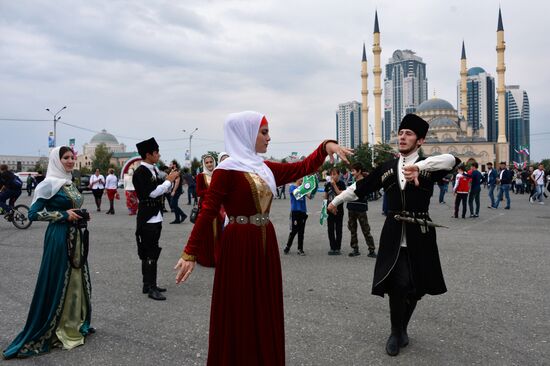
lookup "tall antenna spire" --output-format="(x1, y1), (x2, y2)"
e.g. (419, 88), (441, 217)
(374, 10), (380, 33)
(497, 7), (504, 31)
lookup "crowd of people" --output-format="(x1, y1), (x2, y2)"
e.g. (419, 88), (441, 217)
(433, 160), (549, 219)
(2, 110), (549, 364)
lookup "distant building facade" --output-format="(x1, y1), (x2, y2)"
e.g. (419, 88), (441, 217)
(0, 155), (48, 172)
(396, 97), (496, 168)
(383, 49), (428, 142)
(457, 67), (496, 141)
(504, 85), (530, 163)
(336, 101), (362, 149)
(77, 129), (128, 170)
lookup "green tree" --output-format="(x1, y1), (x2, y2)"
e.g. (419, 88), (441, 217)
(205, 151), (219, 162)
(157, 160), (167, 171)
(31, 160), (46, 172)
(91, 143), (113, 173)
(538, 159), (550, 171)
(79, 167), (92, 175)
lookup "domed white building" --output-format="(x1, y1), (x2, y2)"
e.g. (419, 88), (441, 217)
(82, 129), (126, 155)
(392, 97), (496, 166)
(76, 129), (127, 170)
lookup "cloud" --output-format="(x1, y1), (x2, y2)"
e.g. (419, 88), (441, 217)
(1, 0), (549, 163)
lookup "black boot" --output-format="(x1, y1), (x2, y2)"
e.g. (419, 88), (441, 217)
(141, 260), (166, 293)
(401, 298), (417, 347)
(386, 294), (405, 356)
(146, 259), (166, 301)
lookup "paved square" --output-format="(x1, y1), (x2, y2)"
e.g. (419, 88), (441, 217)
(1, 188), (548, 365)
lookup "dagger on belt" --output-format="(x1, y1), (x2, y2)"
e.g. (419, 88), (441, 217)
(393, 214), (449, 232)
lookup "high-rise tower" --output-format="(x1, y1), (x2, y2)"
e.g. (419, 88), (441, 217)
(496, 7), (509, 163)
(372, 10), (383, 144)
(361, 43), (369, 145)
(336, 101), (362, 149)
(504, 86), (530, 163)
(460, 41), (468, 121)
(383, 50), (428, 141)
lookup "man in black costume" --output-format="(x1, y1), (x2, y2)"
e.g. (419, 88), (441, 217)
(328, 114), (460, 356)
(133, 138), (179, 300)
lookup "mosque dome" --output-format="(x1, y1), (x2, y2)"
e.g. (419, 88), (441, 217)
(90, 129), (119, 144)
(416, 98), (455, 113)
(430, 117), (457, 128)
(467, 67), (486, 76)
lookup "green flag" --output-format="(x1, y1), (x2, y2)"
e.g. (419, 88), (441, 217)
(320, 199), (328, 225)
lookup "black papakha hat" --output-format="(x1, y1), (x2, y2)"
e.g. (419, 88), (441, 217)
(398, 114), (429, 139)
(136, 137), (159, 158)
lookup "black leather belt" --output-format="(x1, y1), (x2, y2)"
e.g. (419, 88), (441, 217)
(388, 211), (429, 218)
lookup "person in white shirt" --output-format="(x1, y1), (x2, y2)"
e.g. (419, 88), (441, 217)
(104, 168), (118, 214)
(531, 164), (546, 204)
(89, 169), (105, 212)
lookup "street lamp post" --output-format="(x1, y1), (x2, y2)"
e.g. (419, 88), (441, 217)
(182, 128), (199, 160)
(45, 106), (67, 148)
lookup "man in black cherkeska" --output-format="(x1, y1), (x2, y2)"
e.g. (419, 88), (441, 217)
(329, 114), (460, 356)
(133, 138), (179, 300)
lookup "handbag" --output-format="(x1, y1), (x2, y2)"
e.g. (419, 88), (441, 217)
(190, 204), (200, 223)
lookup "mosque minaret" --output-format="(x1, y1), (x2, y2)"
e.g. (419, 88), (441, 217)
(496, 7), (509, 163)
(460, 41), (468, 121)
(372, 10), (383, 144)
(360, 43), (369, 145)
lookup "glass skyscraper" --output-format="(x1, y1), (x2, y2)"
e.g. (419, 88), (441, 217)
(336, 101), (362, 149)
(502, 86), (530, 163)
(457, 67), (496, 141)
(383, 50), (428, 142)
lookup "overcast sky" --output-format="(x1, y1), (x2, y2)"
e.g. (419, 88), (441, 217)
(1, 0), (549, 163)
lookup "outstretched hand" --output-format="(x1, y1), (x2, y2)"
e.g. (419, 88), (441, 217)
(325, 142), (353, 164)
(403, 165), (420, 186)
(174, 258), (196, 284)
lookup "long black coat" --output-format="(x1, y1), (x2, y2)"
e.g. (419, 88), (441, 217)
(132, 165), (164, 230)
(355, 156), (460, 298)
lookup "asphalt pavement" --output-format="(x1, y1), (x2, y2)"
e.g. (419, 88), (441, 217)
(0, 187), (548, 365)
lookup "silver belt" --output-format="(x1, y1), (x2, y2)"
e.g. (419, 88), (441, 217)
(229, 213), (270, 226)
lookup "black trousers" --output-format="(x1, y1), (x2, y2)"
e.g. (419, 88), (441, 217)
(386, 248), (418, 335)
(468, 188), (480, 215)
(286, 211), (308, 251)
(454, 193), (468, 218)
(327, 212), (344, 250)
(137, 222), (162, 260)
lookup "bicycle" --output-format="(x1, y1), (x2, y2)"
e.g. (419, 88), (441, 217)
(0, 197), (32, 230)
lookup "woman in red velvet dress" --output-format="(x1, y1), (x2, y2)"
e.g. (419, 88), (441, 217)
(195, 154), (222, 267)
(175, 111), (351, 366)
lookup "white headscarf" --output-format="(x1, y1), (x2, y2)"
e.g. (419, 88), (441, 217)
(216, 111), (277, 195)
(32, 146), (74, 205)
(201, 154), (216, 176)
(218, 152), (230, 164)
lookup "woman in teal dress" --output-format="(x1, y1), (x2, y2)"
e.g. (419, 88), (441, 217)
(3, 146), (93, 359)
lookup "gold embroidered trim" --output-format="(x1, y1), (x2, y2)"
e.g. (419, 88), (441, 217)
(181, 252), (196, 262)
(244, 173), (267, 253)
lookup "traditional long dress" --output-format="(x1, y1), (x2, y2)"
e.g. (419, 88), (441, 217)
(3, 184), (93, 359)
(195, 172), (223, 267)
(184, 142), (328, 366)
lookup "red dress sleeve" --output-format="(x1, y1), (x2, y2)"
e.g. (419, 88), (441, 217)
(184, 169), (228, 257)
(265, 141), (329, 186)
